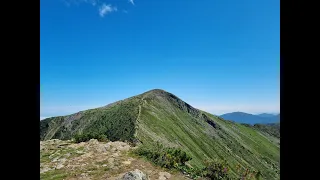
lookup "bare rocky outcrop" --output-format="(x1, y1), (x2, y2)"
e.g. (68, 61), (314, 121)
(120, 169), (148, 180)
(40, 139), (189, 180)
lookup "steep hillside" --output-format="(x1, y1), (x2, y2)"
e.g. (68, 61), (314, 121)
(40, 89), (280, 179)
(254, 123), (280, 139)
(40, 96), (140, 141)
(220, 112), (279, 125)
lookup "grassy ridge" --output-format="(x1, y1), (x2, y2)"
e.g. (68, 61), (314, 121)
(40, 97), (141, 141)
(135, 91), (279, 179)
(40, 89), (279, 179)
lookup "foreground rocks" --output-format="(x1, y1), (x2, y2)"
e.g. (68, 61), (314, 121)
(40, 139), (189, 180)
(121, 169), (148, 180)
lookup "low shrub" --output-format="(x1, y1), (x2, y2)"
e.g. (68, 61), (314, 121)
(201, 159), (232, 180)
(235, 163), (262, 180)
(134, 142), (192, 169)
(134, 142), (262, 180)
(73, 132), (108, 143)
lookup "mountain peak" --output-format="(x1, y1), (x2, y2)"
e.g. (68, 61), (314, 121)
(141, 89), (178, 100)
(149, 88), (166, 92)
(144, 89), (168, 95)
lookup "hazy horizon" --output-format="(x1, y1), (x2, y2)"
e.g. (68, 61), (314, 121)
(40, 96), (280, 120)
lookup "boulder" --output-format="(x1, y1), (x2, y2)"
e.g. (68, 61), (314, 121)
(121, 169), (148, 180)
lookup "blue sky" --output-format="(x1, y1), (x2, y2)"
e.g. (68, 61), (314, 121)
(40, 0), (279, 119)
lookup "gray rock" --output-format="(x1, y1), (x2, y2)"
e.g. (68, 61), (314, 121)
(88, 139), (99, 145)
(121, 169), (148, 180)
(159, 172), (171, 180)
(56, 163), (64, 169)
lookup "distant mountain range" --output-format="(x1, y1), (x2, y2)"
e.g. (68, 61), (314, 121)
(220, 112), (280, 125)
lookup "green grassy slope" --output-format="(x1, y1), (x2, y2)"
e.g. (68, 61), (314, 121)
(40, 96), (141, 141)
(253, 123), (280, 139)
(40, 89), (279, 179)
(136, 90), (279, 179)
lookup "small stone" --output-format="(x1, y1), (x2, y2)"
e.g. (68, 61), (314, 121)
(122, 161), (131, 165)
(159, 172), (171, 180)
(56, 164), (64, 169)
(112, 153), (119, 157)
(108, 158), (115, 163)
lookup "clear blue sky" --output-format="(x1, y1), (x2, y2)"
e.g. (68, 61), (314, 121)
(40, 0), (279, 119)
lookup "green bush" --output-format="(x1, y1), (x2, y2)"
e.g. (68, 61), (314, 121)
(134, 142), (192, 169)
(235, 164), (261, 180)
(176, 165), (204, 179)
(73, 132), (108, 143)
(134, 142), (262, 180)
(172, 158), (232, 180)
(199, 159), (232, 180)
(135, 143), (234, 179)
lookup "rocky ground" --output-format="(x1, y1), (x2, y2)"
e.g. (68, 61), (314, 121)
(40, 139), (190, 180)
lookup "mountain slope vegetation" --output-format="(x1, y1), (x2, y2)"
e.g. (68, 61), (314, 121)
(40, 89), (280, 179)
(253, 123), (280, 139)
